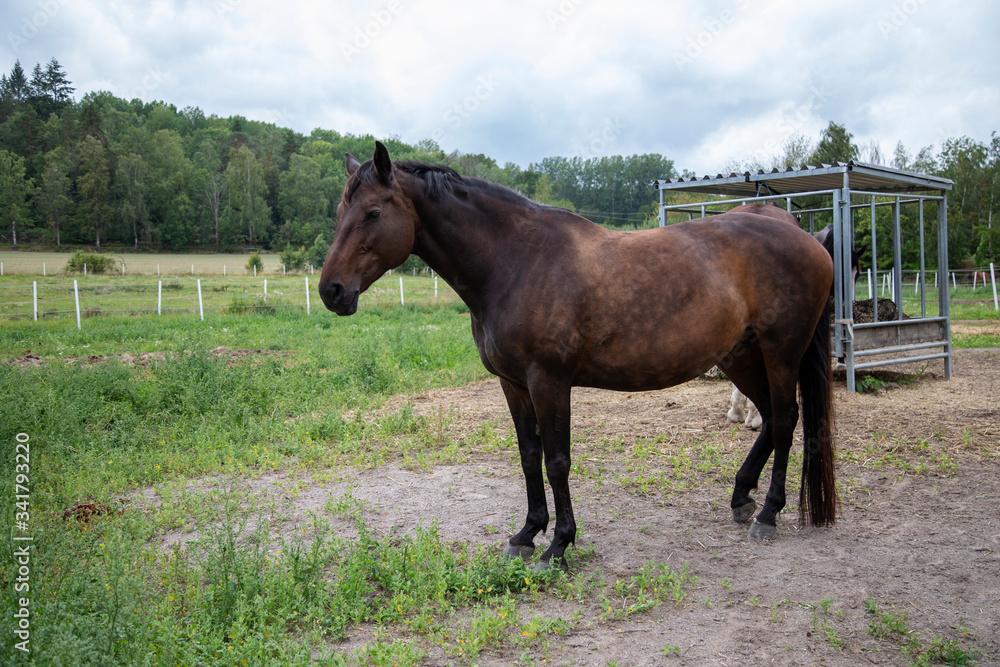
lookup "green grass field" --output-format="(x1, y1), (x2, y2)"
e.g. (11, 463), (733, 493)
(0, 272), (460, 322)
(0, 264), (995, 665)
(0, 304), (522, 666)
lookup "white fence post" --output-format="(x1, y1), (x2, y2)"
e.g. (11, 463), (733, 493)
(73, 279), (81, 329)
(122, 263), (125, 276)
(991, 263), (998, 311)
(434, 275), (438, 299)
(83, 263), (85, 276)
(399, 276), (404, 306)
(197, 279), (204, 321)
(264, 279), (267, 300)
(867, 269), (872, 299)
(305, 277), (310, 315)
(157, 281), (162, 316)
(33, 281), (37, 321)
(43, 263), (46, 276)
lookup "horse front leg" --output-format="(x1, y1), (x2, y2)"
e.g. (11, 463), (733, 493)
(499, 379), (549, 560)
(528, 374), (575, 570)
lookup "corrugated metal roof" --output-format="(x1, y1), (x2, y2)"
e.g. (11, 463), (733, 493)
(655, 161), (952, 196)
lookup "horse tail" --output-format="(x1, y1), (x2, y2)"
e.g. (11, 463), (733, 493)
(798, 306), (838, 526)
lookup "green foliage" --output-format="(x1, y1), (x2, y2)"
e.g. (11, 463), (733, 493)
(279, 243), (308, 271)
(856, 375), (886, 394)
(64, 249), (119, 273)
(225, 145), (271, 248)
(245, 251), (264, 274)
(528, 153), (676, 228)
(599, 561), (698, 620)
(225, 293), (277, 315)
(0, 148), (35, 248)
(306, 232), (329, 269)
(865, 599), (982, 666)
(1, 56), (997, 276)
(809, 121), (859, 165)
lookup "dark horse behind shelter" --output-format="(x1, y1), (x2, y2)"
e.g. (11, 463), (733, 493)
(320, 142), (837, 570)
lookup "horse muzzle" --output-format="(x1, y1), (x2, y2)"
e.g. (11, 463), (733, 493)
(318, 280), (359, 316)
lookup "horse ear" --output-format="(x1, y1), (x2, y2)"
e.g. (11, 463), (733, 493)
(373, 141), (394, 185)
(345, 153), (361, 176)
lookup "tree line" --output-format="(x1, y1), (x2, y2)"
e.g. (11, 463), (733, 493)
(0, 59), (678, 257)
(723, 121), (999, 270)
(0, 58), (996, 271)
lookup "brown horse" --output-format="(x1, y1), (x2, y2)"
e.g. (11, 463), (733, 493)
(320, 142), (837, 569)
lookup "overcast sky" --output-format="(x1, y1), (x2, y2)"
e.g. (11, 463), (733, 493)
(3, 0), (998, 175)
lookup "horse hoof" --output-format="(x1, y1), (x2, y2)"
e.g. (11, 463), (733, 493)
(748, 520), (777, 541)
(533, 558), (567, 573)
(732, 500), (756, 524)
(503, 544), (534, 560)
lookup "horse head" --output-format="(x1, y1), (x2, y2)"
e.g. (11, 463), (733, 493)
(319, 141), (417, 315)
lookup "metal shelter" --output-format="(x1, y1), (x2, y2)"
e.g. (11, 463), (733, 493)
(655, 161), (955, 392)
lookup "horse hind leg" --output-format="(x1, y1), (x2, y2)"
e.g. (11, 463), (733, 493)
(727, 385), (762, 430)
(745, 400), (762, 430)
(727, 385), (747, 423)
(746, 363), (800, 541)
(720, 351), (773, 524)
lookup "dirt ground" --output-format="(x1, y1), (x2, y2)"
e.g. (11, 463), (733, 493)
(163, 348), (1000, 665)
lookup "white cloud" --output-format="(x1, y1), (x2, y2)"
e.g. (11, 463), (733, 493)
(1, 0), (997, 175)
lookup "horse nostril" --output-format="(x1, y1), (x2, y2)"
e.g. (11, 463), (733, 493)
(319, 280), (342, 305)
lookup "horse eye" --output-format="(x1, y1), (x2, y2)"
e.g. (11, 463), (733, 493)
(364, 209), (381, 221)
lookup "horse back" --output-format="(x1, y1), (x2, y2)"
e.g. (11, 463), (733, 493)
(477, 209), (832, 392)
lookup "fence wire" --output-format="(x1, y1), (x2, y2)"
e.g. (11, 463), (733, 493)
(0, 274), (460, 323)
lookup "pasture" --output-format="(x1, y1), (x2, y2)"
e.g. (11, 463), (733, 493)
(0, 251), (290, 276)
(0, 294), (998, 664)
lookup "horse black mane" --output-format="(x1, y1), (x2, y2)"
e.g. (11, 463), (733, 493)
(346, 158), (537, 208)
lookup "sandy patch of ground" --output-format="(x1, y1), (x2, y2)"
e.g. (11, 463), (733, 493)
(142, 349), (1000, 665)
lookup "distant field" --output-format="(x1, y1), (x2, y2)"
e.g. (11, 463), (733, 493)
(0, 272), (459, 320)
(0, 251), (295, 276)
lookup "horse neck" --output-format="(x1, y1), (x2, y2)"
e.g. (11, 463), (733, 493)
(403, 174), (522, 312)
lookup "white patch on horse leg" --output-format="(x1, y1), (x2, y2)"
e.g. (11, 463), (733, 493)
(746, 401), (762, 430)
(727, 384), (746, 423)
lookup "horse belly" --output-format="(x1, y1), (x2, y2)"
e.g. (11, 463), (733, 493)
(571, 306), (746, 392)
